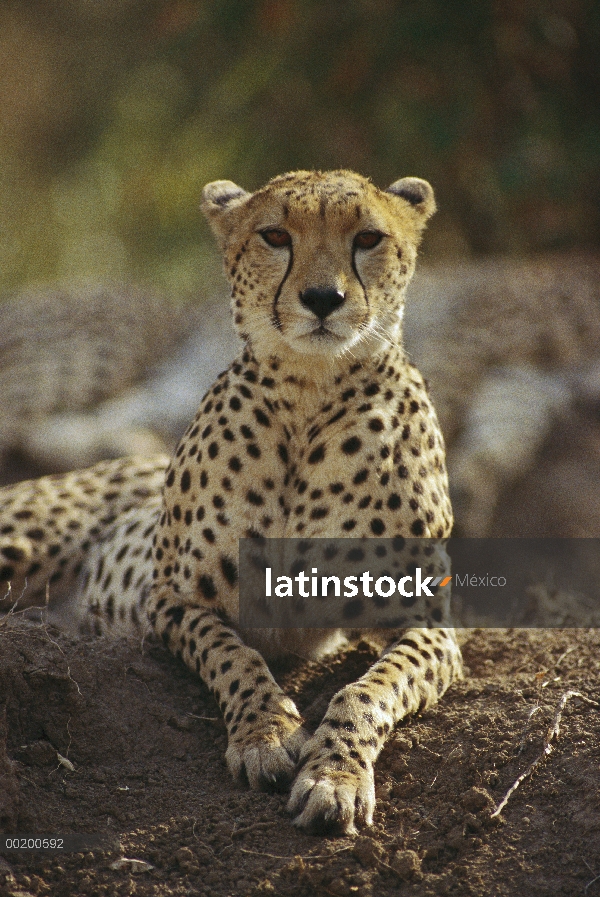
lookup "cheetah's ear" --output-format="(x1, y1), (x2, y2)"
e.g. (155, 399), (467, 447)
(201, 180), (251, 245)
(385, 177), (436, 225)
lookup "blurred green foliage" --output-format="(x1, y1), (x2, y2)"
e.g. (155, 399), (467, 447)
(0, 0), (598, 298)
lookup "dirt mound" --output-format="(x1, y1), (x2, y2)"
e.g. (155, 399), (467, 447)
(1, 621), (599, 896)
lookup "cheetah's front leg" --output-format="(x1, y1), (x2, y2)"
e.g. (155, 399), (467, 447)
(288, 628), (462, 834)
(149, 596), (309, 789)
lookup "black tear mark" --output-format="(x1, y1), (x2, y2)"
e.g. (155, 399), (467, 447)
(351, 246), (369, 309)
(272, 243), (294, 330)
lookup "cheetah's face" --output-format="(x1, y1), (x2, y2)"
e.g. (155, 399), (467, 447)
(201, 170), (435, 363)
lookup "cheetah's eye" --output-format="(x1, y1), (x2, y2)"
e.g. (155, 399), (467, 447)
(353, 231), (383, 250)
(260, 228), (292, 248)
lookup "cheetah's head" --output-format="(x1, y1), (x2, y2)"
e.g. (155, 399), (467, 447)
(201, 170), (435, 365)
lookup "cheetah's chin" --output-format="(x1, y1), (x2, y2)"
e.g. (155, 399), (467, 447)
(286, 321), (369, 356)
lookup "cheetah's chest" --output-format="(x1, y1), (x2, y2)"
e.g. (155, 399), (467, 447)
(162, 355), (450, 573)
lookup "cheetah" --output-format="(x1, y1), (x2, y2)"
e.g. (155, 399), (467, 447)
(0, 169), (462, 835)
(405, 254), (600, 535)
(0, 284), (189, 478)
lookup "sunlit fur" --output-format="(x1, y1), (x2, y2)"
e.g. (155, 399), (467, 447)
(202, 169), (435, 376)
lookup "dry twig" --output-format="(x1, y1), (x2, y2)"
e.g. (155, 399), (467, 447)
(491, 689), (599, 818)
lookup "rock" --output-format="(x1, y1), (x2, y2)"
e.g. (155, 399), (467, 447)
(390, 849), (423, 881)
(352, 836), (383, 868)
(461, 786), (494, 813)
(175, 846), (199, 873)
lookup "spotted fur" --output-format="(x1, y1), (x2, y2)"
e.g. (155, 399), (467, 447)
(0, 285), (187, 474)
(0, 170), (462, 834)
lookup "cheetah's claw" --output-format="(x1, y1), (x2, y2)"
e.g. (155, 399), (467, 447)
(226, 723), (310, 792)
(288, 750), (375, 835)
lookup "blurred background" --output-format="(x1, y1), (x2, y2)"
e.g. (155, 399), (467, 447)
(1, 0), (599, 542)
(0, 0), (598, 296)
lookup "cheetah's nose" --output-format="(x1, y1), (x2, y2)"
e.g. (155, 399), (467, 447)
(300, 287), (345, 320)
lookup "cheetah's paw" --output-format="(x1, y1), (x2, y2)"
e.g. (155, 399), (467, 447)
(287, 751), (375, 835)
(226, 720), (310, 792)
